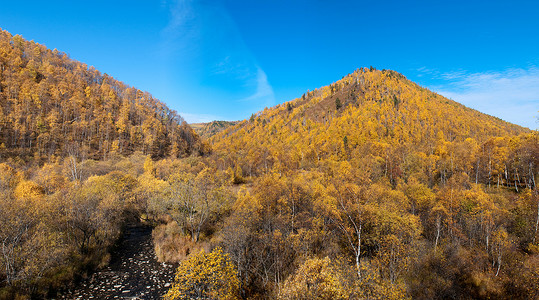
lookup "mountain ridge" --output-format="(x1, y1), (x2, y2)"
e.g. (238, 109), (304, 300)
(191, 120), (239, 139)
(209, 67), (531, 186)
(219, 67), (525, 141)
(212, 67), (526, 142)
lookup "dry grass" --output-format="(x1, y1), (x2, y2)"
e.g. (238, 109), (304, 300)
(152, 221), (209, 263)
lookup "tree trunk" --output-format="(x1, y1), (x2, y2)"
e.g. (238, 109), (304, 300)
(434, 215), (441, 252)
(356, 223), (362, 279)
(535, 195), (539, 243)
(495, 252), (502, 277)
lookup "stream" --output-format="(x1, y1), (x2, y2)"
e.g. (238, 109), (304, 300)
(56, 223), (176, 299)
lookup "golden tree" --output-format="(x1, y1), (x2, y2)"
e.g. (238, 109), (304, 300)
(279, 257), (348, 300)
(164, 247), (239, 300)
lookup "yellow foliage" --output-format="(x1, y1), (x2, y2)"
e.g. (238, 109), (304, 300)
(14, 180), (44, 201)
(143, 155), (156, 175)
(279, 257), (349, 300)
(164, 247), (239, 300)
(0, 29), (205, 162)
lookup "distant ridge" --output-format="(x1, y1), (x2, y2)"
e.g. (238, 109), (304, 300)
(191, 120), (239, 139)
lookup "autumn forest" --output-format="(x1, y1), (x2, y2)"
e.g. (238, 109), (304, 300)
(0, 29), (538, 300)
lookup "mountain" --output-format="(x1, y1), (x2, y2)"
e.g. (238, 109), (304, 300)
(191, 120), (239, 139)
(210, 67), (531, 186)
(0, 29), (204, 163)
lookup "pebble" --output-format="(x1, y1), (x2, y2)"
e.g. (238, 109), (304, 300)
(55, 224), (176, 300)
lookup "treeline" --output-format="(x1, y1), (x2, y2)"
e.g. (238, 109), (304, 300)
(0, 29), (206, 163)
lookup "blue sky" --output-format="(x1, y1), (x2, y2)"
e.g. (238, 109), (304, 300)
(1, 0), (537, 129)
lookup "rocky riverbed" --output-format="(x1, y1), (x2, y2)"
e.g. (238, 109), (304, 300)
(57, 224), (176, 299)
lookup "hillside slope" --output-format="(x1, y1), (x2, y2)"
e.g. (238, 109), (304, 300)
(211, 67), (531, 186)
(0, 29), (204, 162)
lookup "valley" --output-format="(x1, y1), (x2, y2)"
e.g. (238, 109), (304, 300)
(0, 28), (537, 300)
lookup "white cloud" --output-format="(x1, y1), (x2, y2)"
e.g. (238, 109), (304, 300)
(426, 67), (539, 130)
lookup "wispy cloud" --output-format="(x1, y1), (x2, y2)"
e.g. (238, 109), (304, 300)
(162, 0), (194, 34)
(421, 67), (539, 129)
(159, 0), (275, 118)
(159, 0), (198, 56)
(239, 67), (275, 105)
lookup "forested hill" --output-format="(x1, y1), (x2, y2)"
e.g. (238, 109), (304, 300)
(0, 29), (205, 163)
(198, 68), (537, 299)
(211, 67), (531, 186)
